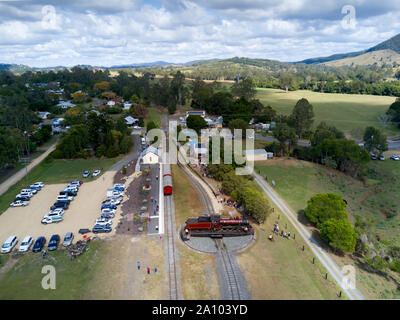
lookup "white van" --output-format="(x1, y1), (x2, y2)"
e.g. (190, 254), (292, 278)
(1, 236), (18, 253)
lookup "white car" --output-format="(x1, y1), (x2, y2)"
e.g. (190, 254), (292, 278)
(95, 218), (113, 226)
(10, 200), (29, 207)
(101, 208), (116, 215)
(57, 195), (74, 201)
(16, 192), (32, 199)
(391, 155), (400, 161)
(33, 182), (44, 188)
(18, 236), (33, 252)
(47, 208), (65, 216)
(1, 236), (18, 254)
(65, 185), (79, 191)
(92, 170), (101, 177)
(27, 188), (37, 194)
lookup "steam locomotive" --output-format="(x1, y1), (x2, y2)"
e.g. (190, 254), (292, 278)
(182, 215), (253, 239)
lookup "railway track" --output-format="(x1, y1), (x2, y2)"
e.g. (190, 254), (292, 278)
(176, 157), (244, 300)
(165, 179), (179, 300)
(214, 238), (242, 300)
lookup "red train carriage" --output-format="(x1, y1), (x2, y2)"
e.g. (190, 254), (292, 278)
(163, 165), (173, 195)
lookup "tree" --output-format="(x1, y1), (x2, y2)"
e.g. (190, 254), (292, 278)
(186, 115), (207, 134)
(170, 71), (187, 106)
(320, 218), (358, 253)
(279, 73), (296, 93)
(304, 193), (348, 226)
(146, 120), (158, 133)
(191, 78), (214, 110)
(289, 98), (314, 139)
(387, 98), (400, 128)
(363, 126), (388, 155)
(228, 119), (249, 138)
(311, 122), (344, 147)
(231, 78), (256, 100)
(272, 122), (297, 156)
(377, 114), (392, 132)
(395, 70), (400, 81)
(131, 104), (147, 119)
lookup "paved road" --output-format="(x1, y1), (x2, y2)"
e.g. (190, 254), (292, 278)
(256, 133), (400, 151)
(253, 172), (365, 300)
(0, 143), (57, 196)
(255, 134), (311, 147)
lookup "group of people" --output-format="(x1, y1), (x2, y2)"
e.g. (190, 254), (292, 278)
(137, 261), (158, 275)
(268, 222), (292, 242)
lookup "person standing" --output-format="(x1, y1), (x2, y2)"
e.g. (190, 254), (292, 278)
(137, 261), (140, 270)
(147, 267), (151, 275)
(155, 267), (158, 275)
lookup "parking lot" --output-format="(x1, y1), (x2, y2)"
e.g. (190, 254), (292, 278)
(0, 171), (121, 247)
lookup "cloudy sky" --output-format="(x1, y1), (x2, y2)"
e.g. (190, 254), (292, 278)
(0, 0), (400, 67)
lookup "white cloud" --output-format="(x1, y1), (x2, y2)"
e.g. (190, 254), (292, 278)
(0, 0), (399, 66)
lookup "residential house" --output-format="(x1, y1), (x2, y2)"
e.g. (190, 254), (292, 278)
(142, 146), (161, 164)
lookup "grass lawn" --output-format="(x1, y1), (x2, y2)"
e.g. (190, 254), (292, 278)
(171, 164), (220, 299)
(0, 240), (103, 299)
(256, 88), (398, 137)
(255, 158), (400, 299)
(238, 211), (343, 300)
(0, 156), (123, 216)
(146, 107), (162, 127)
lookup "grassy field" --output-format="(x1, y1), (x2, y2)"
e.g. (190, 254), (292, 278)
(255, 158), (400, 299)
(0, 157), (123, 216)
(146, 107), (162, 127)
(0, 240), (103, 299)
(171, 165), (220, 300)
(256, 88), (398, 137)
(238, 211), (343, 300)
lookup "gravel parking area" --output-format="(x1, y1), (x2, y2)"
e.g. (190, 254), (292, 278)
(0, 171), (119, 247)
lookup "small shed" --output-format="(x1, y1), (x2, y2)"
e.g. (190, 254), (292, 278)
(243, 149), (269, 161)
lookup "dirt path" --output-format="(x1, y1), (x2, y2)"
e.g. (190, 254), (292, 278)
(0, 143), (57, 196)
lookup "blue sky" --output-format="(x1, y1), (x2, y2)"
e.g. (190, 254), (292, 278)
(0, 0), (399, 67)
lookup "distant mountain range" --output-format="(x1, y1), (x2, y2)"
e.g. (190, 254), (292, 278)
(1, 33), (400, 72)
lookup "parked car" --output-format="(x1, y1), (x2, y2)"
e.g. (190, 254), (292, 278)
(60, 190), (77, 197)
(15, 195), (30, 202)
(29, 184), (42, 191)
(51, 208), (65, 215)
(391, 155), (400, 161)
(95, 217), (113, 226)
(62, 232), (74, 247)
(32, 237), (46, 252)
(101, 204), (117, 210)
(41, 215), (63, 224)
(18, 236), (33, 252)
(92, 170), (101, 177)
(114, 184), (125, 191)
(101, 208), (116, 215)
(32, 182), (44, 188)
(10, 200), (29, 207)
(57, 195), (74, 201)
(1, 236), (18, 253)
(16, 192), (32, 198)
(70, 180), (83, 185)
(92, 224), (112, 233)
(371, 154), (377, 160)
(65, 186), (79, 193)
(48, 234), (60, 251)
(27, 188), (37, 194)
(379, 155), (385, 161)
(50, 201), (69, 211)
(101, 211), (115, 219)
(83, 170), (90, 178)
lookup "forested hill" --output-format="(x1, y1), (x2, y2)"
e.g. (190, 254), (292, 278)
(299, 33), (400, 65)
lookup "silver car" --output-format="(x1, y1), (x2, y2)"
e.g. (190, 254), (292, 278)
(62, 232), (74, 247)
